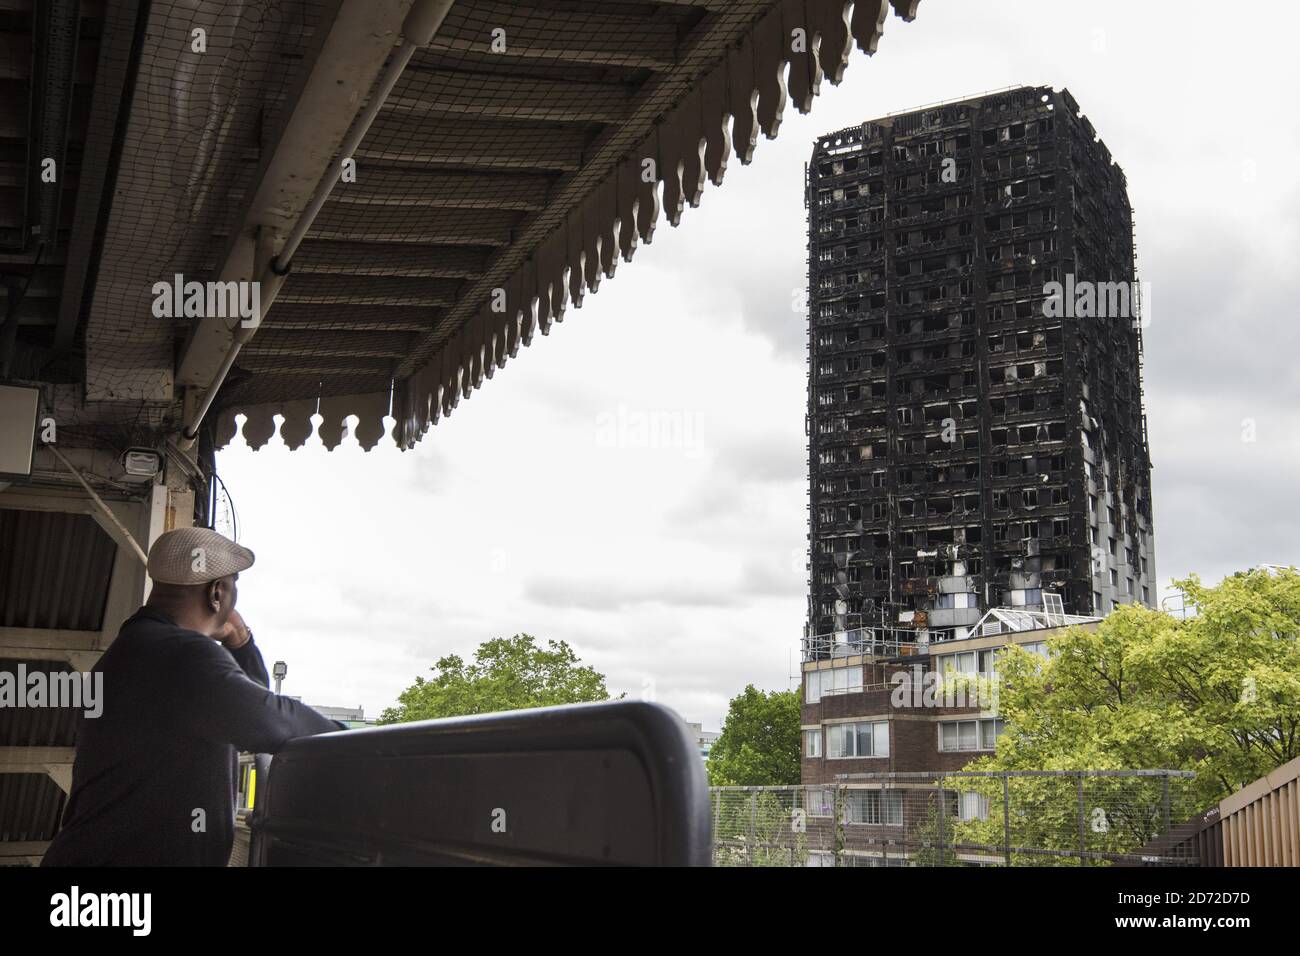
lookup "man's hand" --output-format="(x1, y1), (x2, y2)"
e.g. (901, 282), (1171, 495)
(214, 609), (251, 650)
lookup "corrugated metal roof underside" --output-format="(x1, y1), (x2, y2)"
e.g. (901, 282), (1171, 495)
(0, 0), (111, 375)
(0, 774), (65, 846)
(0, 507), (116, 631)
(0, 661), (82, 747)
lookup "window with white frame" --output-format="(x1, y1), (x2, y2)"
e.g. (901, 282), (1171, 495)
(804, 788), (835, 817)
(940, 649), (999, 676)
(949, 650), (976, 674)
(938, 717), (1004, 752)
(845, 789), (904, 825)
(804, 665), (864, 703)
(958, 791), (990, 822)
(827, 720), (889, 758)
(803, 729), (822, 758)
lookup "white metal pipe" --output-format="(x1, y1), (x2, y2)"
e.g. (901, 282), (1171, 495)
(272, 39), (420, 273)
(180, 322), (257, 443)
(46, 445), (149, 565)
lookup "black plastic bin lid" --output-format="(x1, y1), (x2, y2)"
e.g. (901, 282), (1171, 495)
(251, 700), (711, 866)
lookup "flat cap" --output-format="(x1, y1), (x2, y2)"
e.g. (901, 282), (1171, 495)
(147, 526), (254, 585)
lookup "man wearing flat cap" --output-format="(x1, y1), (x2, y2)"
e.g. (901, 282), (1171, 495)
(41, 527), (344, 867)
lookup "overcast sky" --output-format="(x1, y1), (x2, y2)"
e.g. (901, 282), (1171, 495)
(216, 0), (1300, 731)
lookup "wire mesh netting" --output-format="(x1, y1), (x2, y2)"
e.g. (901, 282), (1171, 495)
(710, 771), (1203, 867)
(78, 0), (361, 411)
(70, 0), (731, 419)
(11, 0), (922, 452)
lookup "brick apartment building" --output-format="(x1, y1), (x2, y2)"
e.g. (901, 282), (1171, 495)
(796, 608), (1101, 864)
(799, 609), (1097, 787)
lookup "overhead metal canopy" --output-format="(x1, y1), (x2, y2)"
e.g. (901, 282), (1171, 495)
(0, 0), (118, 380)
(57, 0), (924, 453)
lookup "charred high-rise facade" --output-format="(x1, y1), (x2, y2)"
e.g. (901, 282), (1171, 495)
(805, 86), (1155, 647)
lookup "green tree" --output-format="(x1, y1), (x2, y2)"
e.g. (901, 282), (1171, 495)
(966, 569), (1300, 805)
(379, 633), (615, 723)
(943, 568), (1300, 863)
(707, 685), (800, 787)
(909, 798), (961, 867)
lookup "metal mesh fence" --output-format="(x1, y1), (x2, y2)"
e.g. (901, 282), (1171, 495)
(710, 770), (1201, 867)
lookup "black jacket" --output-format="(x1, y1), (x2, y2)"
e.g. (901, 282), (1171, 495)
(40, 606), (342, 866)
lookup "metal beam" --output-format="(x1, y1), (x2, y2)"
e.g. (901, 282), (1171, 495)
(273, 276), (458, 309)
(52, 0), (145, 350)
(0, 841), (51, 865)
(0, 0), (105, 15)
(243, 304), (439, 332)
(226, 169), (550, 213)
(0, 476), (136, 524)
(325, 169), (552, 211)
(256, 320), (432, 334)
(240, 336), (411, 360)
(420, 1), (681, 72)
(44, 445), (147, 565)
(233, 358), (396, 377)
(46, 765), (73, 794)
(0, 33), (96, 83)
(299, 207), (518, 247)
(0, 627), (100, 652)
(287, 242), (488, 279)
(0, 646), (101, 670)
(0, 747), (75, 771)
(26, 0), (82, 260)
(356, 117), (586, 172)
(606, 0), (727, 6)
(386, 71), (630, 124)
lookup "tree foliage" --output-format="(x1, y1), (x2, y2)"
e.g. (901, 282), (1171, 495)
(936, 773), (1195, 866)
(964, 569), (1300, 811)
(378, 633), (615, 723)
(706, 685), (801, 787)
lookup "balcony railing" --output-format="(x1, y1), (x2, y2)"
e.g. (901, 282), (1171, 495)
(802, 628), (927, 662)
